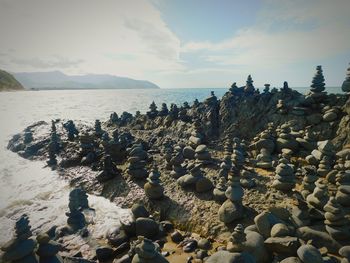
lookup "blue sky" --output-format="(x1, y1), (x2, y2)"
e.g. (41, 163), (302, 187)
(0, 0), (349, 88)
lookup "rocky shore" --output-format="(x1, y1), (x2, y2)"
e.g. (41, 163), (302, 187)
(2, 65), (350, 262)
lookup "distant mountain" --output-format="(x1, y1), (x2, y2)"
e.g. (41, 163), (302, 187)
(0, 69), (24, 91)
(13, 71), (160, 90)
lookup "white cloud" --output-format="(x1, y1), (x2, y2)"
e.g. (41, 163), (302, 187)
(0, 0), (183, 79)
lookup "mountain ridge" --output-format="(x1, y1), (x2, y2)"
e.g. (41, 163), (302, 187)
(13, 71), (160, 90)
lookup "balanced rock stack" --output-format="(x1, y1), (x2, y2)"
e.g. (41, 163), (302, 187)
(218, 156), (231, 179)
(256, 148), (273, 169)
(177, 164), (213, 193)
(158, 103), (169, 116)
(132, 236), (169, 263)
(213, 177), (227, 203)
(226, 224), (246, 253)
(97, 154), (120, 182)
(306, 178), (329, 217)
(79, 132), (95, 164)
(342, 63), (350, 93)
(69, 188), (89, 210)
(195, 144), (212, 164)
(309, 65), (326, 97)
(36, 232), (62, 263)
(63, 120), (79, 141)
(66, 189), (86, 231)
(169, 146), (186, 179)
(272, 158), (295, 191)
(189, 119), (205, 148)
(250, 124), (276, 154)
(144, 168), (164, 200)
(94, 119), (103, 137)
(309, 140), (335, 167)
(1, 214), (38, 263)
(276, 124), (298, 153)
(146, 101), (158, 119)
(244, 74), (255, 95)
(229, 82), (242, 95)
(336, 170), (350, 206)
(300, 165), (318, 199)
(291, 199), (311, 227)
(323, 197), (350, 241)
(231, 142), (245, 168)
(218, 167), (244, 223)
(127, 144), (148, 179)
(296, 129), (317, 151)
(317, 155), (333, 177)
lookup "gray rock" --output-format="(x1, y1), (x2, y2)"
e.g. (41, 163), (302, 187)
(270, 223), (290, 237)
(206, 251), (256, 263)
(297, 245), (323, 263)
(183, 146), (195, 159)
(264, 236), (300, 256)
(135, 218), (159, 239)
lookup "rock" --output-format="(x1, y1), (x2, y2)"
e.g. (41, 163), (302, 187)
(272, 159), (295, 192)
(132, 236), (168, 263)
(254, 211), (281, 239)
(135, 218), (159, 240)
(206, 251), (256, 263)
(183, 146), (195, 159)
(197, 238), (211, 250)
(244, 231), (270, 263)
(131, 203), (149, 219)
(195, 177), (213, 193)
(144, 168), (164, 200)
(183, 240), (197, 253)
(107, 228), (129, 246)
(227, 224), (246, 253)
(280, 257), (302, 263)
(170, 231), (184, 243)
(339, 246), (350, 260)
(96, 246), (114, 262)
(323, 112), (337, 122)
(270, 223), (290, 237)
(3, 239), (36, 261)
(297, 244), (323, 263)
(264, 236), (300, 256)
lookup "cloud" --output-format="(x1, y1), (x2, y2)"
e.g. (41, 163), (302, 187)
(0, 0), (183, 79)
(181, 0), (350, 68)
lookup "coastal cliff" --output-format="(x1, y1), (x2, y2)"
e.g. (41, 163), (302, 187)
(0, 69), (24, 91)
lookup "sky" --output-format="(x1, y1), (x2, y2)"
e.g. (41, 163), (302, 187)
(0, 0), (349, 89)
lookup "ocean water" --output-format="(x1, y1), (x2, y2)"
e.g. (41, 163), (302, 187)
(0, 87), (343, 245)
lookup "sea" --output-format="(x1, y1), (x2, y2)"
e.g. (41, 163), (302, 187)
(0, 87), (343, 245)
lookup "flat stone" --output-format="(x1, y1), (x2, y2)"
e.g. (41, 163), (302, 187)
(218, 200), (243, 224)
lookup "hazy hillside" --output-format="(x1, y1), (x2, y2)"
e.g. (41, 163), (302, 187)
(13, 71), (160, 90)
(0, 69), (24, 91)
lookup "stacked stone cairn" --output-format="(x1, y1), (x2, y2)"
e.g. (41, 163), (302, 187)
(229, 82), (242, 95)
(309, 140), (335, 175)
(189, 119), (205, 148)
(79, 132), (96, 165)
(306, 178), (329, 219)
(195, 144), (212, 164)
(127, 144), (148, 180)
(276, 99), (287, 114)
(169, 103), (179, 120)
(281, 81), (292, 93)
(296, 129), (317, 152)
(250, 123), (276, 154)
(169, 146), (186, 179)
(213, 177), (227, 203)
(70, 188), (89, 210)
(1, 214), (38, 263)
(131, 236), (169, 263)
(300, 165), (318, 199)
(226, 224), (246, 253)
(66, 188), (86, 231)
(94, 119), (103, 137)
(263, 83), (270, 93)
(158, 103), (169, 116)
(244, 75), (255, 95)
(276, 124), (298, 153)
(177, 163), (213, 193)
(218, 167), (244, 223)
(47, 121), (59, 166)
(256, 148), (273, 169)
(144, 167), (164, 200)
(231, 141), (245, 168)
(63, 120), (79, 141)
(310, 65), (326, 95)
(342, 63), (350, 93)
(110, 112), (119, 124)
(291, 198), (311, 227)
(36, 232), (62, 263)
(147, 101), (158, 119)
(272, 158), (296, 191)
(336, 170), (350, 206)
(97, 154), (120, 182)
(323, 197), (350, 241)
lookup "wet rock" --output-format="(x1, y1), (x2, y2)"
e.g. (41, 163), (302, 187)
(183, 240), (197, 253)
(97, 154), (121, 182)
(66, 189), (86, 231)
(170, 231), (184, 243)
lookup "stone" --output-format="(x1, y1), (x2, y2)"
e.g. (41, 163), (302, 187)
(256, 148), (272, 169)
(270, 223), (290, 237)
(300, 166), (318, 199)
(107, 228), (129, 247)
(135, 218), (159, 240)
(206, 251), (256, 263)
(97, 154), (120, 182)
(272, 158), (295, 192)
(227, 224), (246, 253)
(131, 203), (149, 219)
(183, 146), (195, 159)
(297, 245), (323, 263)
(95, 246), (114, 262)
(170, 231), (184, 243)
(213, 177), (227, 203)
(66, 189), (86, 231)
(310, 65), (326, 93)
(323, 112), (337, 122)
(306, 178), (328, 211)
(197, 238), (211, 250)
(195, 177), (213, 193)
(264, 236), (300, 256)
(339, 246), (350, 260)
